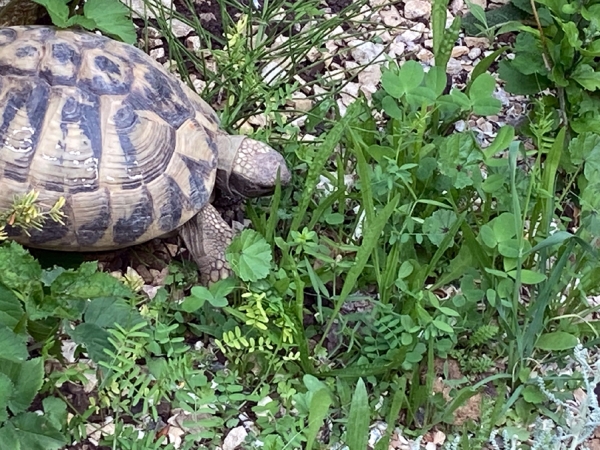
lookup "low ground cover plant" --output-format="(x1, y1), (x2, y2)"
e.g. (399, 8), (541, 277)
(1, 0), (600, 449)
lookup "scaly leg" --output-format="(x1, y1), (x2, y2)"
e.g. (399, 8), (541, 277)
(179, 203), (234, 285)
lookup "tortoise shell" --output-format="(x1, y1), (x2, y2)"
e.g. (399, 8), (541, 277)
(0, 26), (222, 251)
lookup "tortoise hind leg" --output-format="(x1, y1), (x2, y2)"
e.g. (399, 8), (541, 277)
(179, 203), (234, 285)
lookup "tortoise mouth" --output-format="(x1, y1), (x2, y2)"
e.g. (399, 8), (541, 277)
(218, 151), (291, 198)
(228, 172), (280, 197)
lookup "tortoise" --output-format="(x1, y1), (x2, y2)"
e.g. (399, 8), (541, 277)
(0, 25), (291, 284)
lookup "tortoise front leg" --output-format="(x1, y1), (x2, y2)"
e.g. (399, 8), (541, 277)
(179, 203), (234, 285)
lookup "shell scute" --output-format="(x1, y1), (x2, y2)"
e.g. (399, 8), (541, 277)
(112, 186), (154, 245)
(0, 78), (49, 182)
(40, 40), (81, 86)
(127, 62), (195, 129)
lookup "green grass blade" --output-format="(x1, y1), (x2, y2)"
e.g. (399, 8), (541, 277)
(346, 378), (370, 450)
(288, 103), (361, 236)
(264, 173), (283, 244)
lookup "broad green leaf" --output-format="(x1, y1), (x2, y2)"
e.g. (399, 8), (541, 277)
(479, 224), (497, 248)
(469, 73), (502, 115)
(181, 287), (209, 312)
(522, 385), (545, 404)
(0, 242), (42, 295)
(66, 14), (98, 30)
(42, 397), (67, 433)
(366, 145), (396, 164)
(534, 331), (578, 350)
(381, 61), (424, 99)
(492, 213), (516, 242)
(0, 412), (66, 450)
(381, 70), (404, 98)
(33, 0), (70, 27)
(346, 378), (370, 450)
(51, 262), (133, 302)
(432, 319), (454, 333)
(0, 326), (27, 363)
(381, 96), (403, 119)
(498, 60), (551, 95)
(425, 66), (448, 97)
(448, 89), (471, 109)
(70, 323), (112, 364)
(406, 86), (438, 108)
(481, 173), (506, 193)
(498, 239), (520, 258)
(422, 210), (458, 247)
(572, 64), (600, 91)
(508, 269), (547, 284)
(305, 388), (331, 450)
(5, 358), (43, 415)
(83, 0), (137, 44)
(0, 372), (13, 423)
(0, 284), (24, 330)
(84, 297), (144, 329)
(226, 229), (272, 282)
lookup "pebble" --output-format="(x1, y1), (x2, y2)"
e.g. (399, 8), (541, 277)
(451, 46), (469, 58)
(395, 22), (426, 43)
(464, 36), (491, 49)
(404, 0), (432, 19)
(446, 58), (463, 75)
(349, 39), (386, 65)
(468, 47), (482, 60)
(150, 47), (165, 59)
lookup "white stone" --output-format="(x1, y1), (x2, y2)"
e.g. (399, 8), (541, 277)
(388, 41), (406, 59)
(417, 48), (434, 63)
(404, 0), (431, 19)
(395, 22), (426, 44)
(171, 19), (193, 37)
(291, 92), (312, 112)
(469, 0), (487, 7)
(349, 39), (386, 65)
(223, 426), (248, 450)
(468, 47), (482, 59)
(124, 0), (173, 19)
(186, 35), (201, 51)
(380, 5), (402, 27)
(358, 65), (381, 97)
(446, 57), (463, 75)
(150, 47), (165, 60)
(450, 0), (465, 14)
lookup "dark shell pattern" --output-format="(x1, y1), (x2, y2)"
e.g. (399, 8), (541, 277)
(0, 26), (221, 250)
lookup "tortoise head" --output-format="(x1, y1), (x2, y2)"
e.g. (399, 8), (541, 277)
(215, 135), (291, 198)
